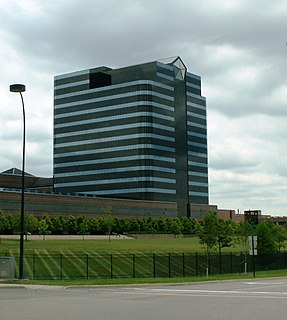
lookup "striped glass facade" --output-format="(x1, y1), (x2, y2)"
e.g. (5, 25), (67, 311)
(53, 57), (208, 215)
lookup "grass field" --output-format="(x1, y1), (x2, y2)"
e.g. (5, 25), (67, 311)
(1, 237), (287, 282)
(0, 236), (244, 256)
(0, 236), (249, 280)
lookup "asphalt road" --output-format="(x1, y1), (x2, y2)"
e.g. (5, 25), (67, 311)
(1, 278), (287, 320)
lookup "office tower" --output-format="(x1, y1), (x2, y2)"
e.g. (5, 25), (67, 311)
(54, 56), (208, 216)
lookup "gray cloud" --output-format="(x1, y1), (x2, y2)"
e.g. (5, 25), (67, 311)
(1, 0), (287, 215)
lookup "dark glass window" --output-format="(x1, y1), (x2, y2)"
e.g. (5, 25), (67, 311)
(90, 72), (111, 89)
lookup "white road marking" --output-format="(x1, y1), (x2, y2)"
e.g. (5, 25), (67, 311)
(93, 286), (286, 299)
(245, 282), (285, 285)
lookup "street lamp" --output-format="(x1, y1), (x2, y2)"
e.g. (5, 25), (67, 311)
(9, 83), (26, 280)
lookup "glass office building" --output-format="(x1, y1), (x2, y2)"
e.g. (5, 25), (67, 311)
(53, 57), (208, 216)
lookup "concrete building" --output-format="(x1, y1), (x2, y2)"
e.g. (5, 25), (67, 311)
(54, 57), (208, 216)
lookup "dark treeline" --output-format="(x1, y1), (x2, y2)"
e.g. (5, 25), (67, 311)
(0, 211), (199, 236)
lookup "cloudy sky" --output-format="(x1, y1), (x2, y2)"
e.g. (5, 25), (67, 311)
(1, 0), (287, 216)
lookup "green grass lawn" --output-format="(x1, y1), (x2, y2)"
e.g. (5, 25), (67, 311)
(1, 237), (286, 282)
(0, 236), (245, 255)
(0, 236), (247, 281)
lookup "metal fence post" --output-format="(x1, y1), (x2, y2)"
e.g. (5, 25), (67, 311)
(133, 254), (135, 278)
(60, 254), (63, 280)
(86, 254), (89, 279)
(153, 253), (156, 278)
(168, 253), (171, 278)
(110, 254), (113, 279)
(182, 253), (185, 277)
(33, 254), (35, 280)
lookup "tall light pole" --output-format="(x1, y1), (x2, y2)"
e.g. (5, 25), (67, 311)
(9, 84), (26, 280)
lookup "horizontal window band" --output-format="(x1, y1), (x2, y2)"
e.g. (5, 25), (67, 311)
(54, 101), (174, 119)
(54, 122), (175, 139)
(54, 166), (176, 178)
(189, 191), (209, 197)
(189, 181), (209, 187)
(157, 72), (174, 81)
(54, 133), (175, 148)
(187, 101), (206, 110)
(77, 188), (177, 195)
(55, 69), (89, 81)
(54, 155), (176, 168)
(55, 80), (90, 90)
(188, 161), (208, 168)
(55, 90), (174, 109)
(187, 131), (207, 139)
(188, 171), (208, 177)
(156, 61), (174, 72)
(188, 136), (207, 145)
(54, 148), (173, 163)
(186, 82), (201, 90)
(54, 171), (174, 184)
(187, 121), (207, 129)
(189, 167), (208, 175)
(188, 177), (208, 185)
(188, 151), (208, 158)
(54, 144), (176, 158)
(55, 97), (174, 118)
(55, 80), (174, 97)
(188, 157), (208, 165)
(187, 106), (206, 117)
(187, 111), (207, 120)
(54, 121), (174, 135)
(187, 127), (207, 136)
(186, 71), (201, 80)
(54, 176), (176, 188)
(54, 112), (175, 129)
(187, 141), (207, 148)
(186, 91), (206, 101)
(55, 82), (174, 100)
(187, 96), (207, 110)
(55, 138), (174, 155)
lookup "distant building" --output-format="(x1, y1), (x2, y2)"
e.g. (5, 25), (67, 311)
(244, 209), (262, 225)
(0, 168), (52, 191)
(53, 57), (208, 216)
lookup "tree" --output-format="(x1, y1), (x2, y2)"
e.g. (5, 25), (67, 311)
(25, 215), (39, 235)
(141, 217), (156, 232)
(197, 212), (218, 275)
(256, 220), (276, 253)
(102, 207), (115, 241)
(273, 224), (287, 252)
(89, 218), (100, 234)
(38, 219), (51, 240)
(236, 221), (253, 254)
(168, 218), (182, 236)
(0, 212), (14, 235)
(129, 218), (140, 233)
(77, 215), (89, 238)
(197, 212), (218, 255)
(157, 217), (167, 233)
(217, 219), (235, 254)
(66, 215), (78, 234)
(52, 215), (66, 235)
(180, 217), (199, 234)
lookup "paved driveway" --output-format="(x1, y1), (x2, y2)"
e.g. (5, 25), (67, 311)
(1, 278), (287, 320)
